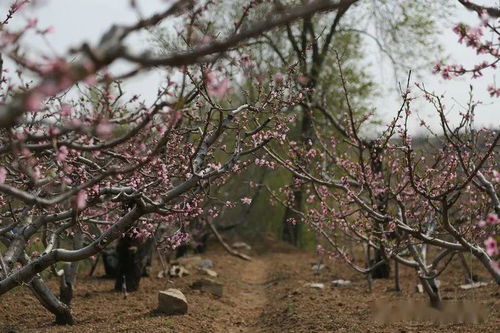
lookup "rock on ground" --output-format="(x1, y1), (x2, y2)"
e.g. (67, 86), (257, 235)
(191, 278), (223, 297)
(460, 281), (488, 290)
(198, 259), (214, 268)
(331, 279), (351, 287)
(232, 242), (252, 250)
(168, 264), (190, 278)
(157, 289), (188, 315)
(177, 255), (203, 269)
(198, 267), (218, 277)
(307, 283), (325, 289)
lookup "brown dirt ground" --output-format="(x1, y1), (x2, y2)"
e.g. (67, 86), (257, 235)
(0, 237), (499, 332)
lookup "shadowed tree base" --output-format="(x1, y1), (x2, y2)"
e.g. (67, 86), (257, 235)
(114, 236), (154, 292)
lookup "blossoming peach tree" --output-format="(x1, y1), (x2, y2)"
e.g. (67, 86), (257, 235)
(0, 0), (357, 324)
(260, 1), (499, 307)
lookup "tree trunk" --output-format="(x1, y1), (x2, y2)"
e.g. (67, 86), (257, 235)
(419, 277), (442, 309)
(59, 263), (77, 306)
(368, 142), (391, 279)
(282, 186), (303, 246)
(114, 236), (154, 292)
(59, 231), (82, 306)
(102, 247), (119, 278)
(365, 243), (372, 292)
(394, 260), (401, 291)
(458, 253), (477, 283)
(473, 249), (500, 285)
(30, 276), (74, 325)
(371, 249), (390, 279)
(281, 108), (312, 245)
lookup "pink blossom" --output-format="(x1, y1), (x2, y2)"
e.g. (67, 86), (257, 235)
(208, 162), (221, 171)
(75, 191), (88, 210)
(204, 71), (231, 98)
(42, 26), (55, 34)
(25, 92), (44, 111)
(84, 75), (97, 86)
(60, 104), (73, 116)
(486, 213), (499, 225)
(240, 53), (255, 72)
(207, 77), (231, 98)
(487, 85), (500, 98)
(441, 66), (452, 80)
(479, 10), (490, 25)
(12, 1), (28, 11)
(0, 167), (6, 184)
(274, 72), (285, 83)
(96, 122), (113, 138)
(432, 61), (441, 74)
(26, 18), (38, 28)
(484, 237), (498, 256)
(493, 170), (500, 182)
(297, 75), (309, 85)
(241, 197), (252, 205)
(56, 145), (69, 162)
(205, 71), (217, 84)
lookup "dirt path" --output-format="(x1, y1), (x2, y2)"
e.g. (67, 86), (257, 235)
(227, 257), (270, 332)
(1, 240), (499, 332)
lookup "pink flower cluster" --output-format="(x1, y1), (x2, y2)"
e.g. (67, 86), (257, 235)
(205, 71), (231, 98)
(478, 213), (500, 227)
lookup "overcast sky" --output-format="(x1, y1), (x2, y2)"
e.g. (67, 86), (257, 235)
(1, 0), (499, 134)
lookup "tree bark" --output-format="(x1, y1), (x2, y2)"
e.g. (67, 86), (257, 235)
(368, 142), (391, 279)
(458, 253), (476, 283)
(419, 276), (442, 309)
(365, 243), (372, 292)
(114, 236), (155, 292)
(282, 186), (303, 246)
(394, 260), (401, 291)
(59, 230), (83, 306)
(30, 276), (74, 325)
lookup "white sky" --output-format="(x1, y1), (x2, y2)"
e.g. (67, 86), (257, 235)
(1, 0), (499, 134)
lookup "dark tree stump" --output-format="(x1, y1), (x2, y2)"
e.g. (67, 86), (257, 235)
(102, 248), (119, 278)
(371, 250), (390, 279)
(114, 236), (154, 292)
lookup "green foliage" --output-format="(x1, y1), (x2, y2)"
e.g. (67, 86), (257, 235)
(349, 0), (455, 75)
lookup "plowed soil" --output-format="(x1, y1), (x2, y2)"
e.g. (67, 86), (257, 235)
(1, 238), (499, 332)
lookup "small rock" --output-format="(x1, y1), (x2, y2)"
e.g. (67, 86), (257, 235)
(198, 267), (218, 278)
(168, 264), (189, 278)
(198, 259), (214, 268)
(191, 278), (223, 297)
(232, 242), (251, 250)
(307, 283), (325, 289)
(460, 282), (488, 290)
(311, 263), (325, 271)
(157, 270), (166, 279)
(157, 289), (188, 315)
(332, 279), (351, 287)
(177, 255), (202, 268)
